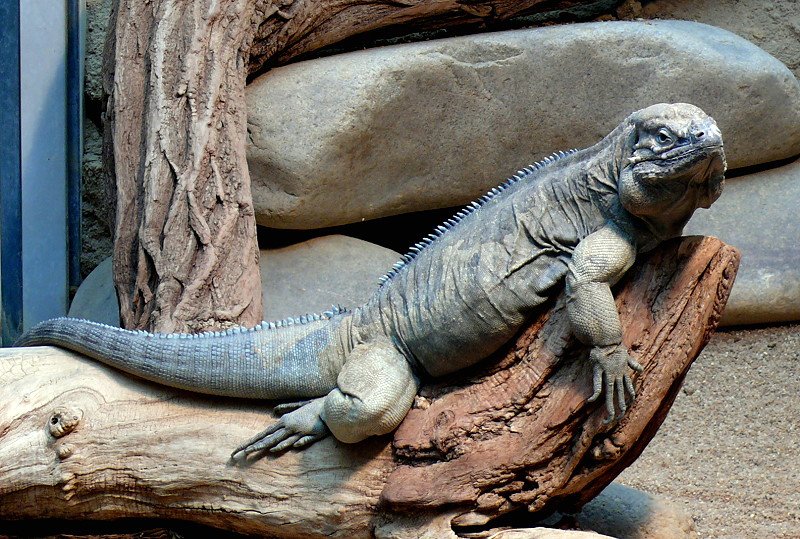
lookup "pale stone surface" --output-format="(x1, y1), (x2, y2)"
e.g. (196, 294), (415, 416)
(632, 0), (800, 79)
(577, 483), (698, 539)
(686, 157), (800, 326)
(247, 20), (800, 229)
(69, 235), (399, 326)
(260, 235), (399, 320)
(490, 530), (613, 539)
(68, 256), (119, 326)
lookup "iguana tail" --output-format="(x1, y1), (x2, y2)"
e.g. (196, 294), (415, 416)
(14, 308), (349, 400)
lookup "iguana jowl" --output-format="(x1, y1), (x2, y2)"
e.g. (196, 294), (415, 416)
(16, 103), (726, 457)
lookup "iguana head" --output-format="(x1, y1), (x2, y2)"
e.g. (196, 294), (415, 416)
(617, 103), (726, 240)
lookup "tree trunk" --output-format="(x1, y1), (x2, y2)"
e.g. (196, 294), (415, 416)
(102, 0), (601, 332)
(0, 237), (739, 537)
(104, 0), (266, 333)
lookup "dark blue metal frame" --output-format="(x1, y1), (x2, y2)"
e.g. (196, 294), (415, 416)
(67, 0), (84, 291)
(0, 0), (24, 345)
(0, 0), (84, 344)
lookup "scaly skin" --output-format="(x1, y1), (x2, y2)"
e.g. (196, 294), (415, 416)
(16, 103), (726, 456)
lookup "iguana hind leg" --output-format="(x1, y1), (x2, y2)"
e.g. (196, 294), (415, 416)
(231, 338), (418, 456)
(321, 338), (419, 444)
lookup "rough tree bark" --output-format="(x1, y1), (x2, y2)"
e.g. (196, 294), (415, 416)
(0, 237), (740, 537)
(103, 0), (601, 332)
(104, 0), (267, 333)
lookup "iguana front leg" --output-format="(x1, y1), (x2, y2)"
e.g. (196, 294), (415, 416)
(566, 223), (644, 422)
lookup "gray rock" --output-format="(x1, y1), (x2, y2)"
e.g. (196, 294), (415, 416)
(260, 235), (399, 320)
(80, 121), (113, 276)
(686, 157), (800, 326)
(85, 0), (113, 103)
(577, 483), (698, 539)
(246, 20), (800, 229)
(69, 235), (399, 326)
(82, 0), (116, 277)
(68, 256), (119, 326)
(632, 0), (800, 80)
(490, 530), (612, 539)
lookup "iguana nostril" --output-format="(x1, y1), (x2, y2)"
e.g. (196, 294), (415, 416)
(695, 131), (705, 138)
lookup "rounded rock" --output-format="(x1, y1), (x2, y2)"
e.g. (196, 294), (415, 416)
(247, 20), (800, 229)
(686, 157), (800, 326)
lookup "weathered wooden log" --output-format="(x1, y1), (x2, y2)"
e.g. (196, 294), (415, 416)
(0, 237), (738, 538)
(105, 0), (266, 333)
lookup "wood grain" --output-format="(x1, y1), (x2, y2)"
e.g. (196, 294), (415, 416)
(104, 0), (266, 333)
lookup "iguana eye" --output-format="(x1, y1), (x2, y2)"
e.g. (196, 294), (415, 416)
(655, 128), (674, 145)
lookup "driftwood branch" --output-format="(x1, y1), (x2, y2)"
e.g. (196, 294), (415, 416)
(0, 237), (739, 537)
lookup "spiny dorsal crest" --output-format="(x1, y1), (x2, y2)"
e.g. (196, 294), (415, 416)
(378, 149), (579, 287)
(172, 305), (350, 337)
(48, 305), (350, 340)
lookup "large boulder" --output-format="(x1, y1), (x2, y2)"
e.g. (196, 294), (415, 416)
(260, 235), (399, 320)
(489, 530), (612, 538)
(247, 20), (800, 229)
(486, 483), (696, 539)
(69, 256), (118, 326)
(68, 235), (400, 325)
(686, 157), (800, 326)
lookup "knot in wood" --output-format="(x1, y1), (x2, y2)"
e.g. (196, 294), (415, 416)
(48, 407), (82, 438)
(56, 444), (75, 460)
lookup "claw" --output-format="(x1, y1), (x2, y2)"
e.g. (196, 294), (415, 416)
(588, 364), (603, 402)
(615, 379), (627, 416)
(293, 435), (318, 448)
(230, 422), (282, 458)
(624, 374), (636, 400)
(604, 375), (614, 418)
(588, 345), (641, 423)
(271, 433), (303, 453)
(628, 357), (644, 372)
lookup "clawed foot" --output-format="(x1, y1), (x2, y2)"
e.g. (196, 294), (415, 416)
(230, 398), (329, 459)
(587, 344), (643, 423)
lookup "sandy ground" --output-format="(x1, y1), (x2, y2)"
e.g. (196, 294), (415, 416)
(618, 323), (800, 539)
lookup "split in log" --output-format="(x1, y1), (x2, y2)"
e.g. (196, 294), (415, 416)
(0, 236), (739, 538)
